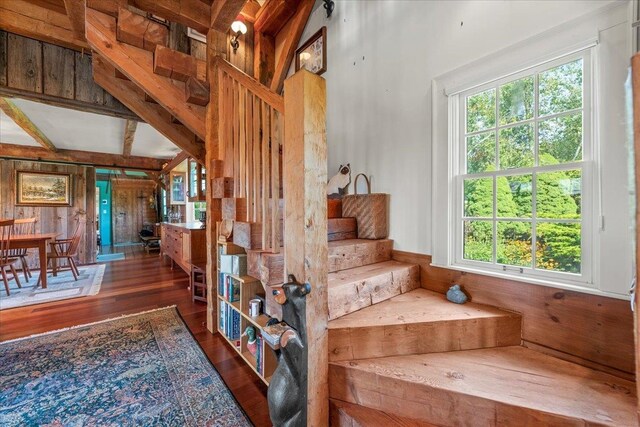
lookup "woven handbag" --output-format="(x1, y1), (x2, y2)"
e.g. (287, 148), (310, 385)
(342, 174), (389, 239)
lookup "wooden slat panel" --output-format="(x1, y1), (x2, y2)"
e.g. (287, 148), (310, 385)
(271, 108), (281, 252)
(0, 31), (7, 87)
(7, 34), (42, 93)
(43, 43), (74, 99)
(261, 102), (271, 250)
(75, 51), (105, 104)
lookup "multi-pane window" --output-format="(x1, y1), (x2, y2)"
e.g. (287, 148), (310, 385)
(456, 52), (591, 282)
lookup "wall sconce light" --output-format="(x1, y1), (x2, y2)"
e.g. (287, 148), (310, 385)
(323, 0), (335, 18)
(230, 16), (247, 54)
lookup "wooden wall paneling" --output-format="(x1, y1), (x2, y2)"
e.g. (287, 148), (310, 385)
(111, 178), (156, 244)
(43, 43), (75, 99)
(75, 51), (105, 104)
(631, 52), (640, 419)
(0, 31), (7, 87)
(169, 22), (190, 54)
(283, 69), (329, 426)
(229, 23), (254, 76)
(254, 31), (275, 86)
(7, 34), (42, 93)
(391, 250), (635, 378)
(0, 160), (96, 266)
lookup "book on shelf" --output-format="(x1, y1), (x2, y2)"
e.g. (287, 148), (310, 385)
(262, 322), (293, 350)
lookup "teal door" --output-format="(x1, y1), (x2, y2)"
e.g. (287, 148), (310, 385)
(97, 181), (112, 246)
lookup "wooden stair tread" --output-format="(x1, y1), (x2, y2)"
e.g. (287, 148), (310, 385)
(328, 288), (521, 361)
(328, 260), (420, 320)
(328, 239), (393, 273)
(329, 346), (636, 426)
(329, 288), (518, 329)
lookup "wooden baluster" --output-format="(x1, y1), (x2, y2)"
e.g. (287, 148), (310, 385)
(271, 109), (281, 253)
(261, 102), (271, 250)
(239, 85), (246, 199)
(233, 80), (240, 196)
(253, 96), (262, 222)
(246, 90), (254, 222)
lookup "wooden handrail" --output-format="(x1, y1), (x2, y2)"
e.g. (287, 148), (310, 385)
(215, 56), (284, 113)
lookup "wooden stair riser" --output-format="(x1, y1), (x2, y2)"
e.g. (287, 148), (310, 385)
(116, 7), (168, 52)
(185, 77), (210, 106)
(328, 217), (357, 242)
(328, 262), (420, 320)
(212, 177), (234, 199)
(233, 220), (284, 250)
(328, 198), (342, 218)
(329, 316), (522, 361)
(247, 249), (285, 286)
(222, 198), (248, 221)
(329, 239), (393, 273)
(153, 45), (204, 82)
(329, 347), (637, 427)
(330, 399), (433, 427)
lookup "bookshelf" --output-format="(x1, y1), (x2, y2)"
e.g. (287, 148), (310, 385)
(216, 235), (278, 385)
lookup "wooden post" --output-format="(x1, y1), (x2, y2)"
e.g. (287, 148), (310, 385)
(283, 69), (328, 426)
(204, 29), (227, 332)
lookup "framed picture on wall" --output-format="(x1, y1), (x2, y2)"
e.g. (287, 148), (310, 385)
(295, 27), (327, 75)
(170, 172), (186, 205)
(16, 171), (72, 206)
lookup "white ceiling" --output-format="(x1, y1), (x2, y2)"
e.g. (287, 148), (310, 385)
(0, 98), (179, 159)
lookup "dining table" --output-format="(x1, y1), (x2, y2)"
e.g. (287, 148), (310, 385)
(4, 233), (60, 289)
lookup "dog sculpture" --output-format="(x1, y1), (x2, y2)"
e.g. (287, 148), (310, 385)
(267, 276), (311, 427)
(327, 164), (351, 197)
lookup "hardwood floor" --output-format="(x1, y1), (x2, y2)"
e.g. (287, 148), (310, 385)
(0, 248), (272, 426)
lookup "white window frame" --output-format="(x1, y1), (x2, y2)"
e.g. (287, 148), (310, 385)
(448, 49), (596, 288)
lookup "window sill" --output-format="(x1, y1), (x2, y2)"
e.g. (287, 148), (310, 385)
(430, 262), (630, 301)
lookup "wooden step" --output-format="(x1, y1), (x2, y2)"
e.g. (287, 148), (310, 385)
(329, 346), (636, 426)
(328, 260), (419, 320)
(330, 399), (434, 427)
(328, 239), (393, 273)
(328, 198), (342, 218)
(328, 288), (521, 361)
(116, 7), (168, 52)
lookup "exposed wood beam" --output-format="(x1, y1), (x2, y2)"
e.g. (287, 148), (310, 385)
(239, 0), (261, 24)
(130, 0), (210, 34)
(86, 8), (207, 140)
(0, 85), (140, 121)
(63, 0), (86, 40)
(161, 150), (189, 175)
(210, 0), (247, 32)
(254, 0), (297, 35)
(0, 0), (89, 51)
(0, 142), (165, 170)
(270, 0), (314, 94)
(0, 97), (57, 152)
(123, 119), (138, 157)
(146, 171), (166, 190)
(92, 54), (205, 163)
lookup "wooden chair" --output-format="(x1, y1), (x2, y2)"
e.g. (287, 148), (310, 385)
(0, 219), (22, 296)
(37, 218), (86, 285)
(7, 218), (37, 282)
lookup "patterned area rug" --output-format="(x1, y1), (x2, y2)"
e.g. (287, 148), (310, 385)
(0, 264), (105, 310)
(0, 307), (252, 427)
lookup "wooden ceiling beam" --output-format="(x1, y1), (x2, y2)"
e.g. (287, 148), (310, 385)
(0, 0), (89, 51)
(63, 0), (86, 40)
(130, 0), (210, 34)
(0, 142), (165, 170)
(91, 53), (205, 163)
(270, 0), (314, 94)
(161, 150), (190, 174)
(123, 119), (138, 157)
(254, 0), (297, 36)
(0, 97), (57, 152)
(210, 0), (247, 32)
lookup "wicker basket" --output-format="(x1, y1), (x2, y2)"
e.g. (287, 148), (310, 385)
(342, 174), (389, 239)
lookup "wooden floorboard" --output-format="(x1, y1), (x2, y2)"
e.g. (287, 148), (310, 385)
(0, 249), (272, 426)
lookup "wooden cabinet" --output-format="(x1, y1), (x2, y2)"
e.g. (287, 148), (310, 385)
(160, 222), (205, 273)
(188, 158), (206, 202)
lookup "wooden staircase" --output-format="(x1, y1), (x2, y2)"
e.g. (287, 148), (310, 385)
(321, 206), (636, 426)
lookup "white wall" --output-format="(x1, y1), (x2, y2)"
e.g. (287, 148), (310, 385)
(298, 0), (623, 254)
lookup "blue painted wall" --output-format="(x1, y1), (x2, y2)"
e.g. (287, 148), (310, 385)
(96, 181), (112, 246)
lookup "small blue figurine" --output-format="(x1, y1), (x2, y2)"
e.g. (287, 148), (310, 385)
(446, 284), (468, 304)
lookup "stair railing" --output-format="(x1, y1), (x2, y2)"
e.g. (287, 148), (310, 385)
(215, 57), (284, 253)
